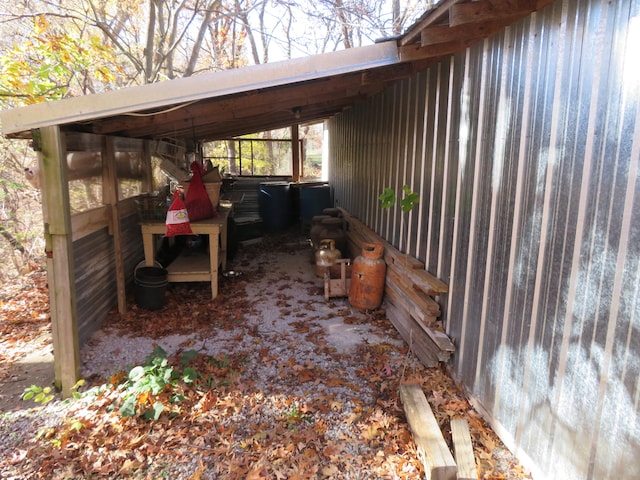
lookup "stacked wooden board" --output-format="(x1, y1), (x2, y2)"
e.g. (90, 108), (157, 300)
(338, 209), (455, 367)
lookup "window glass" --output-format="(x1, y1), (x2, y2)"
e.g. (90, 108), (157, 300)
(66, 151), (103, 214)
(116, 151), (144, 200)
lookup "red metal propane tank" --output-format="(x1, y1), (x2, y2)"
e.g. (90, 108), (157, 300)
(349, 242), (386, 310)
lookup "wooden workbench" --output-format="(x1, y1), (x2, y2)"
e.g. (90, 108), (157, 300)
(140, 208), (229, 299)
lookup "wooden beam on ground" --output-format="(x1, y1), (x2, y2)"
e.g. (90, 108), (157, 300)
(400, 383), (457, 480)
(450, 418), (478, 480)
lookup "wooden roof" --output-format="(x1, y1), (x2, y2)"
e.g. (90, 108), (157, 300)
(0, 0), (554, 143)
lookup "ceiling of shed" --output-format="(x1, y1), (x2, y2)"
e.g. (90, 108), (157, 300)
(1, 0), (555, 144)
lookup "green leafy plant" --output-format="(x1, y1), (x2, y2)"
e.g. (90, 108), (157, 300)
(379, 184), (420, 259)
(23, 379), (85, 406)
(22, 384), (55, 405)
(379, 185), (419, 213)
(285, 402), (313, 429)
(116, 346), (198, 420)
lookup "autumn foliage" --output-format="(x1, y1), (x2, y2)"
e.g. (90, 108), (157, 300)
(0, 231), (531, 479)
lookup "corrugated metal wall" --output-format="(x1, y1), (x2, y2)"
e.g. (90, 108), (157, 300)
(73, 213), (143, 345)
(328, 1), (640, 479)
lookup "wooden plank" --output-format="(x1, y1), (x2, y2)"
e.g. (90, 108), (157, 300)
(450, 418), (478, 480)
(400, 384), (457, 480)
(398, 41), (469, 63)
(385, 282), (436, 328)
(291, 124), (300, 182)
(385, 300), (447, 365)
(71, 206), (110, 241)
(426, 328), (456, 353)
(449, 0), (534, 27)
(384, 286), (453, 357)
(386, 267), (441, 316)
(342, 209), (448, 294)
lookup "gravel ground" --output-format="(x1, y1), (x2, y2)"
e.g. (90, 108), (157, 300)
(0, 229), (532, 479)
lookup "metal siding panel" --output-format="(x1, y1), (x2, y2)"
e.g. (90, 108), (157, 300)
(426, 62), (450, 272)
(327, 1), (640, 477)
(451, 44), (485, 383)
(73, 227), (117, 346)
(373, 93), (386, 230)
(416, 67), (437, 263)
(406, 75), (422, 257)
(438, 56), (462, 288)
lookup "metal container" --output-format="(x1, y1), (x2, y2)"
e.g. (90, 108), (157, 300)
(315, 239), (341, 277)
(349, 242), (386, 310)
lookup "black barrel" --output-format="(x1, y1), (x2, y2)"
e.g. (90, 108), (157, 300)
(134, 266), (168, 310)
(259, 181), (292, 230)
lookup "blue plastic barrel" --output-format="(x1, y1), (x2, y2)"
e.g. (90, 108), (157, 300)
(299, 184), (331, 225)
(259, 182), (292, 230)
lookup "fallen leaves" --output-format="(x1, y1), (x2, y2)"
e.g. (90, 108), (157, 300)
(0, 230), (532, 480)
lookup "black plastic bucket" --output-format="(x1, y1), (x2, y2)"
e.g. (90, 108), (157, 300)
(134, 266), (168, 310)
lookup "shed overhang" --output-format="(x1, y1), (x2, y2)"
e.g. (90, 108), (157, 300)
(0, 0), (554, 144)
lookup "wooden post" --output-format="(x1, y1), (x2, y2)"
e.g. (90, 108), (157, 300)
(103, 136), (127, 314)
(142, 140), (153, 193)
(38, 126), (80, 397)
(291, 124), (300, 182)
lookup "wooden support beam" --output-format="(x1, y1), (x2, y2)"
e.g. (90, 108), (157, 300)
(39, 126), (80, 398)
(420, 20), (518, 47)
(450, 418), (478, 480)
(291, 124), (300, 182)
(398, 42), (468, 63)
(400, 383), (457, 480)
(103, 137), (127, 314)
(399, 0), (462, 46)
(449, 0), (535, 27)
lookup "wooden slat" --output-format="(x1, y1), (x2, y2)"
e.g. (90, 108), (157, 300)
(385, 300), (447, 365)
(71, 206), (110, 241)
(400, 384), (457, 480)
(386, 266), (441, 316)
(342, 208), (448, 294)
(450, 418), (478, 480)
(384, 286), (454, 359)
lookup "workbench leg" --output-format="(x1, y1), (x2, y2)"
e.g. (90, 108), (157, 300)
(143, 232), (155, 266)
(210, 232), (219, 299)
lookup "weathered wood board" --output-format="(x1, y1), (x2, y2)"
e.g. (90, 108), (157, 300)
(400, 383), (457, 480)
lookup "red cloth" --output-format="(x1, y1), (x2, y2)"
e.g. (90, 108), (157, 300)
(184, 161), (215, 221)
(165, 190), (193, 237)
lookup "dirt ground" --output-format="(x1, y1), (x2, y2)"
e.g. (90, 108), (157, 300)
(0, 229), (532, 479)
